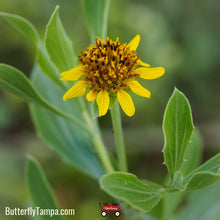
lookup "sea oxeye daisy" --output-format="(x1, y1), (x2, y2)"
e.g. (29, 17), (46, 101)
(60, 35), (165, 117)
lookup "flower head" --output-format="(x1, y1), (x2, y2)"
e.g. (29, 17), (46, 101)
(60, 35), (165, 117)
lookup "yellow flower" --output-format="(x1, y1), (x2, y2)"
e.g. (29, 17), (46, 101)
(60, 35), (165, 117)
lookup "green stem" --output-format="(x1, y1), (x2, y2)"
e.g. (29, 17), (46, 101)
(79, 98), (114, 173)
(110, 101), (128, 172)
(92, 134), (114, 173)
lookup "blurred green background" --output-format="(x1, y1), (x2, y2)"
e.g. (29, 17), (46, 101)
(0, 0), (220, 219)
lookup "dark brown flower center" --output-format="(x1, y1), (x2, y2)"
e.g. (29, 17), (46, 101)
(78, 37), (140, 93)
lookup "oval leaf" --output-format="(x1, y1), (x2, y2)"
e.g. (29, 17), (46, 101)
(100, 172), (163, 213)
(45, 6), (75, 72)
(26, 156), (64, 220)
(162, 88), (194, 179)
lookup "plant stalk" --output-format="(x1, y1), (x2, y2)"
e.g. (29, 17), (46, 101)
(92, 134), (114, 173)
(79, 98), (114, 173)
(110, 101), (128, 172)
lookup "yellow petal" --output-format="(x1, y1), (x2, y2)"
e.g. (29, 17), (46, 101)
(137, 60), (151, 67)
(96, 90), (109, 117)
(117, 90), (135, 117)
(60, 65), (84, 81)
(63, 80), (88, 101)
(127, 34), (140, 51)
(127, 80), (151, 98)
(86, 90), (97, 102)
(134, 67), (165, 79)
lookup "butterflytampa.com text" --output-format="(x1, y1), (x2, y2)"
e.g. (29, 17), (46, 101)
(5, 207), (75, 217)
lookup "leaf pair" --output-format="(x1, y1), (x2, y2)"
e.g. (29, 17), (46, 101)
(163, 89), (220, 190)
(100, 89), (220, 213)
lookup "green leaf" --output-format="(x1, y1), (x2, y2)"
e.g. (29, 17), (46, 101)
(37, 41), (65, 89)
(185, 171), (220, 190)
(189, 153), (220, 174)
(81, 0), (111, 41)
(45, 6), (76, 72)
(30, 65), (104, 179)
(100, 172), (164, 213)
(177, 180), (220, 220)
(0, 64), (88, 132)
(0, 12), (65, 89)
(0, 64), (40, 103)
(162, 88), (194, 179)
(183, 153), (220, 190)
(26, 156), (64, 220)
(0, 12), (39, 45)
(141, 179), (164, 191)
(180, 130), (203, 176)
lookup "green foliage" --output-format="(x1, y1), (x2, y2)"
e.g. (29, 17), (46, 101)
(162, 88), (194, 179)
(124, 209), (156, 220)
(177, 180), (220, 220)
(150, 191), (184, 220)
(37, 41), (65, 89)
(168, 171), (184, 191)
(100, 172), (164, 213)
(0, 7), (105, 179)
(30, 65), (103, 179)
(81, 0), (111, 41)
(0, 64), (42, 103)
(0, 11), (67, 90)
(1, 1), (220, 218)
(0, 12), (39, 45)
(161, 191), (184, 220)
(183, 153), (220, 190)
(162, 90), (220, 191)
(26, 156), (64, 220)
(0, 3), (107, 179)
(180, 130), (203, 176)
(45, 6), (76, 72)
(188, 152), (220, 174)
(0, 64), (87, 131)
(185, 171), (220, 190)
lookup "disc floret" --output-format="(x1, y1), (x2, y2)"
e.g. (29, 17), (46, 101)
(78, 37), (140, 93)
